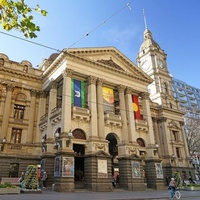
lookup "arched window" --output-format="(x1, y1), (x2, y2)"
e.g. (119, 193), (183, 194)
(137, 138), (145, 147)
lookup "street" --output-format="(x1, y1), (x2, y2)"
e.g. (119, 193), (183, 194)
(0, 188), (200, 200)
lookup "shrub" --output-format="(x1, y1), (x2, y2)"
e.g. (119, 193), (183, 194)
(0, 182), (17, 188)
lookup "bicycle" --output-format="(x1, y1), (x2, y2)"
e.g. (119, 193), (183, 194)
(168, 187), (181, 199)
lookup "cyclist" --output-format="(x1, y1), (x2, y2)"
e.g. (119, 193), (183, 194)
(169, 177), (176, 200)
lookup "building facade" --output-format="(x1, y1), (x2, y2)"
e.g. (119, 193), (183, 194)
(172, 78), (200, 111)
(0, 28), (193, 192)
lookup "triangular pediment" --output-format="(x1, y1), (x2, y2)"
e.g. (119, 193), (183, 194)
(65, 47), (152, 84)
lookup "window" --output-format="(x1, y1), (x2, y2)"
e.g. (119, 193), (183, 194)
(176, 147), (181, 158)
(14, 104), (25, 119)
(137, 138), (145, 147)
(11, 128), (22, 143)
(172, 130), (178, 142)
(9, 163), (19, 177)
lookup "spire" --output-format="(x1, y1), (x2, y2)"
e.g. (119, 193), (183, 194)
(143, 9), (148, 30)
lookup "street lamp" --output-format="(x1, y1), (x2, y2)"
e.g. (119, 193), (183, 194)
(66, 130), (73, 147)
(41, 138), (47, 152)
(171, 154), (176, 162)
(55, 131), (62, 149)
(1, 137), (6, 151)
(154, 143), (159, 155)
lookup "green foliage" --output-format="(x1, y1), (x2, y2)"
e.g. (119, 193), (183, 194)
(0, 182), (17, 188)
(0, 0), (47, 38)
(172, 171), (182, 187)
(23, 165), (38, 189)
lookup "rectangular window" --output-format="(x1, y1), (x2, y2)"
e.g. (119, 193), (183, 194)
(172, 130), (178, 142)
(11, 128), (22, 143)
(14, 104), (25, 119)
(176, 147), (181, 158)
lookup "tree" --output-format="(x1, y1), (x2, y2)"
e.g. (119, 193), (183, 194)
(183, 109), (200, 156)
(0, 0), (47, 38)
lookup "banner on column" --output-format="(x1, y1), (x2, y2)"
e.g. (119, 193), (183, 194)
(71, 79), (85, 107)
(102, 87), (114, 113)
(132, 95), (141, 120)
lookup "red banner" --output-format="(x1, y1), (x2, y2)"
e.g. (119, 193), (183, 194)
(132, 95), (141, 120)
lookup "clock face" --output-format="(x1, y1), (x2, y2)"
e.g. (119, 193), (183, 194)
(141, 60), (150, 71)
(157, 59), (164, 68)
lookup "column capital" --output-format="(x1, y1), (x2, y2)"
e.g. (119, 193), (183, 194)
(117, 85), (126, 93)
(63, 68), (74, 78)
(97, 78), (105, 86)
(39, 91), (47, 98)
(140, 92), (150, 100)
(125, 87), (133, 95)
(88, 76), (97, 85)
(6, 84), (14, 92)
(50, 81), (58, 89)
(30, 89), (37, 97)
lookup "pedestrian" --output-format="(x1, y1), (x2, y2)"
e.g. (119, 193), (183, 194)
(18, 172), (25, 188)
(112, 175), (116, 188)
(41, 171), (48, 188)
(116, 174), (120, 187)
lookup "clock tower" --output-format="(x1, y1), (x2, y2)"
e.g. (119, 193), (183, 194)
(137, 28), (175, 106)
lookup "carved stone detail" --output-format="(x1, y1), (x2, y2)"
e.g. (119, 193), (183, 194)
(63, 68), (74, 78)
(117, 85), (126, 93)
(39, 91), (47, 98)
(7, 84), (14, 92)
(50, 81), (57, 89)
(140, 92), (150, 100)
(30, 90), (37, 97)
(97, 78), (104, 86)
(125, 87), (133, 95)
(88, 76), (97, 85)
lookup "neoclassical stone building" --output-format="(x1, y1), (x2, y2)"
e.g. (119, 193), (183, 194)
(0, 28), (193, 192)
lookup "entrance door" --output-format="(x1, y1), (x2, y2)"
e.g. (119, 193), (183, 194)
(73, 144), (85, 189)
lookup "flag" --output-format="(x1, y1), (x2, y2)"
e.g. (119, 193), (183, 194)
(132, 95), (141, 120)
(102, 87), (114, 112)
(71, 79), (85, 107)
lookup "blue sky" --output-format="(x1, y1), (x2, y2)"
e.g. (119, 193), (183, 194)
(1, 0), (200, 88)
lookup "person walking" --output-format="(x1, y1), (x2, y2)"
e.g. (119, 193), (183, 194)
(18, 172), (25, 188)
(112, 175), (116, 188)
(41, 171), (48, 188)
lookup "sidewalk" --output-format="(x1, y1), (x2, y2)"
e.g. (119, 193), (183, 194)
(0, 188), (200, 200)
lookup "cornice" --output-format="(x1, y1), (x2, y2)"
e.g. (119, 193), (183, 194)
(0, 67), (41, 82)
(66, 51), (153, 85)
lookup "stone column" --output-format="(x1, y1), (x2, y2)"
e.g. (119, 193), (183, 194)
(35, 91), (47, 143)
(141, 92), (155, 157)
(46, 81), (57, 138)
(61, 69), (73, 136)
(180, 121), (190, 163)
(26, 90), (37, 143)
(1, 84), (14, 139)
(88, 76), (98, 138)
(97, 78), (105, 139)
(118, 85), (128, 143)
(125, 87), (137, 143)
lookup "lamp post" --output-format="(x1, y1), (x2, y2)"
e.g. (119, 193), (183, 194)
(154, 143), (159, 155)
(66, 130), (73, 147)
(171, 154), (176, 162)
(55, 131), (62, 149)
(41, 138), (47, 152)
(1, 137), (6, 151)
